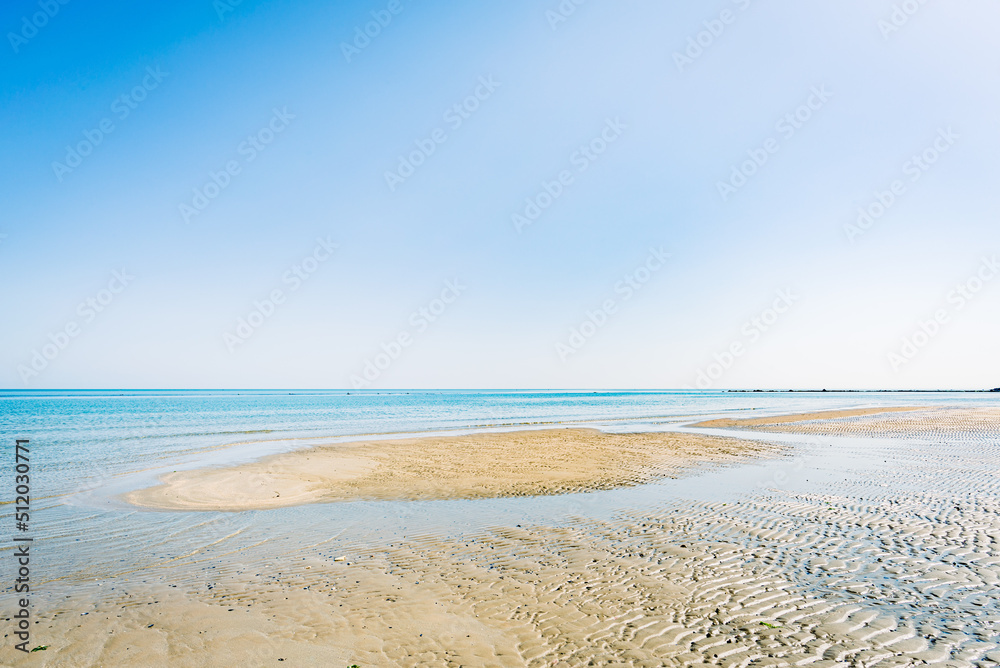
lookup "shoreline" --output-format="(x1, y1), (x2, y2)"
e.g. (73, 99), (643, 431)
(689, 405), (923, 429)
(124, 406), (930, 512)
(24, 404), (1000, 665)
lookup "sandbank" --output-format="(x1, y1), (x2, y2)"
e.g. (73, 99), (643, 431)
(124, 428), (778, 511)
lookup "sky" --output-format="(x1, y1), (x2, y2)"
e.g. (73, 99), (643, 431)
(1, 0), (998, 390)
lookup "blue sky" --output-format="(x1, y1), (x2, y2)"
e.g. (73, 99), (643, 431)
(2, 0), (998, 389)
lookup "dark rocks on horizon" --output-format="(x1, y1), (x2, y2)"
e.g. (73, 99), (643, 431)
(727, 388), (1000, 393)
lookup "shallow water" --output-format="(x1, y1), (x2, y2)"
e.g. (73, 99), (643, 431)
(1, 389), (997, 594)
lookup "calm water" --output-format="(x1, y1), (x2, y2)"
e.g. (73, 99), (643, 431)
(1, 390), (996, 594)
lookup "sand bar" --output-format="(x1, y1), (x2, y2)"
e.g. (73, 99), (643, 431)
(125, 428), (779, 511)
(707, 405), (1000, 442)
(690, 405), (922, 429)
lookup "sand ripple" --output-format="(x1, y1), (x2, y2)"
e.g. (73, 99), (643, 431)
(14, 407), (1000, 666)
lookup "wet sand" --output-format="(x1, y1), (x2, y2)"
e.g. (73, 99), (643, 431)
(707, 405), (1000, 440)
(10, 406), (1000, 667)
(125, 428), (779, 511)
(690, 406), (923, 429)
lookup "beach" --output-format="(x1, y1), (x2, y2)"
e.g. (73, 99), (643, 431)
(9, 0), (996, 664)
(125, 428), (780, 511)
(4, 393), (1000, 666)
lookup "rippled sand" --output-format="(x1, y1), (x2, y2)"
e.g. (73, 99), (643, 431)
(711, 405), (1000, 441)
(125, 429), (777, 511)
(690, 406), (923, 429)
(10, 407), (1000, 667)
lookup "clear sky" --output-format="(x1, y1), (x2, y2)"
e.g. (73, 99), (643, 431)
(2, 0), (998, 390)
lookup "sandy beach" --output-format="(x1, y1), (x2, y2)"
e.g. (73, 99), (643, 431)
(125, 428), (779, 511)
(689, 406), (924, 429)
(700, 405), (1000, 440)
(10, 405), (1000, 667)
